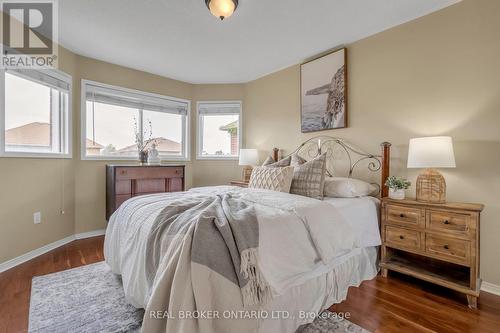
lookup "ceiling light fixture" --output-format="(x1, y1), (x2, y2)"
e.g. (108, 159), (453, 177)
(205, 0), (238, 20)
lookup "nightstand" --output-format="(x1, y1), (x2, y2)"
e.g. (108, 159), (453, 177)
(230, 180), (249, 188)
(380, 197), (484, 308)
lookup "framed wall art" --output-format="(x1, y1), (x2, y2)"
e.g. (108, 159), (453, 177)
(300, 48), (347, 132)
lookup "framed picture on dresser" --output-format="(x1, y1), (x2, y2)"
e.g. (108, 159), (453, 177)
(300, 47), (347, 132)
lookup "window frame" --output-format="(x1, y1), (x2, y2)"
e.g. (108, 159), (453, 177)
(196, 100), (242, 160)
(0, 69), (73, 159)
(80, 79), (190, 161)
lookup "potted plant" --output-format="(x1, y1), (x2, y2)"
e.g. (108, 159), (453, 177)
(385, 176), (411, 200)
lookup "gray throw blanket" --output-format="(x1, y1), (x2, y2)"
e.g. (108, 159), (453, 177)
(145, 193), (271, 308)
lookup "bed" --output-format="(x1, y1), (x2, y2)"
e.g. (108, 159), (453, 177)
(104, 136), (392, 333)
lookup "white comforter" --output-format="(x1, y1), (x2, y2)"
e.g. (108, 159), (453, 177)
(104, 186), (371, 332)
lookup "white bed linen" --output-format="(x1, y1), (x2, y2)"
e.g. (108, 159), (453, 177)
(106, 187), (359, 308)
(189, 186), (360, 296)
(323, 196), (382, 248)
(105, 187), (380, 333)
(260, 246), (378, 333)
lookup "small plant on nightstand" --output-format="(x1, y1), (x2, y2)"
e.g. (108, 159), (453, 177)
(385, 176), (411, 200)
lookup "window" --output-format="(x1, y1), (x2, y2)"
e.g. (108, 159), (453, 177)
(1, 69), (72, 157)
(197, 101), (242, 159)
(82, 80), (190, 160)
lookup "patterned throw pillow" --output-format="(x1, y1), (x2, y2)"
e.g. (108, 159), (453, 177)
(248, 166), (294, 192)
(261, 155), (292, 167)
(291, 154), (307, 167)
(290, 153), (327, 199)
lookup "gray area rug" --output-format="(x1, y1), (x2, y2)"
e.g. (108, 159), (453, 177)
(29, 262), (143, 333)
(29, 261), (370, 333)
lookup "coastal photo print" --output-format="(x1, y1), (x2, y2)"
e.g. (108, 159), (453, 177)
(300, 48), (347, 132)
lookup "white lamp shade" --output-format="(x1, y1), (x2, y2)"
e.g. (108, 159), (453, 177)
(407, 136), (456, 169)
(239, 149), (259, 166)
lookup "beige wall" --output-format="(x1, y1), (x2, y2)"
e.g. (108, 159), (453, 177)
(0, 48), (78, 264)
(1, 0), (499, 287)
(242, 0), (500, 285)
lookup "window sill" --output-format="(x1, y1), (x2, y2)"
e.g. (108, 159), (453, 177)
(0, 152), (72, 159)
(81, 155), (190, 162)
(196, 155), (239, 161)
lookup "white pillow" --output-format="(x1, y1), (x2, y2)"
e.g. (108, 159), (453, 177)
(323, 177), (377, 198)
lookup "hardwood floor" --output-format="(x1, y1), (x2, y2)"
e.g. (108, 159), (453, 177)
(0, 237), (104, 333)
(0, 236), (499, 333)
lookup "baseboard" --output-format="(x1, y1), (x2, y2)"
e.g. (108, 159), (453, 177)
(0, 229), (106, 274)
(481, 281), (500, 296)
(75, 229), (106, 240)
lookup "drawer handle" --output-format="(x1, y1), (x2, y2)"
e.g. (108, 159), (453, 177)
(399, 213), (405, 218)
(444, 244), (450, 250)
(444, 220), (450, 225)
(399, 235), (405, 240)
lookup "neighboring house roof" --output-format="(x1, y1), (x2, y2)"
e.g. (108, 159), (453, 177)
(116, 137), (181, 153)
(86, 139), (104, 149)
(219, 120), (238, 132)
(5, 122), (50, 146)
(5, 122), (105, 148)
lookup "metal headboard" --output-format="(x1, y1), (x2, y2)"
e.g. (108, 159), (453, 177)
(273, 136), (392, 197)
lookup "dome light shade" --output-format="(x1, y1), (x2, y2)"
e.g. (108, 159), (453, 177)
(205, 0), (238, 20)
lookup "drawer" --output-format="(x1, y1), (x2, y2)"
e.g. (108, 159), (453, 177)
(385, 204), (424, 228)
(134, 179), (166, 194)
(116, 167), (184, 180)
(115, 194), (131, 210)
(385, 226), (422, 251)
(425, 234), (470, 265)
(115, 180), (131, 195)
(426, 210), (471, 237)
(168, 178), (184, 192)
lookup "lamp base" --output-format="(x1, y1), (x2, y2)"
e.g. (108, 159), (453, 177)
(416, 168), (446, 203)
(242, 166), (253, 182)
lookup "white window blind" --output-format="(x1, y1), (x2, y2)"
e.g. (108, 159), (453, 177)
(197, 102), (241, 115)
(85, 84), (188, 115)
(7, 69), (71, 92)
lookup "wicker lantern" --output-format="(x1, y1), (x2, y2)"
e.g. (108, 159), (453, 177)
(407, 137), (456, 203)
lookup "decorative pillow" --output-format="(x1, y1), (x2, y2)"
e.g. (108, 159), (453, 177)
(262, 155), (292, 167)
(323, 177), (378, 198)
(248, 166), (294, 192)
(290, 153), (327, 199)
(291, 154), (307, 167)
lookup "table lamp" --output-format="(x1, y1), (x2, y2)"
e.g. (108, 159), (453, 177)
(407, 136), (456, 203)
(239, 149), (259, 182)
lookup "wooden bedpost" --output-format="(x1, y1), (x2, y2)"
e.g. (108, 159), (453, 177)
(381, 142), (392, 198)
(272, 148), (279, 162)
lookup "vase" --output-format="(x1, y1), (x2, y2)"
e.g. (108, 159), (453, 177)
(389, 188), (405, 200)
(147, 144), (161, 165)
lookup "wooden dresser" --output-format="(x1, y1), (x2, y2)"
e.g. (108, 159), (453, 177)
(380, 197), (484, 308)
(106, 165), (185, 220)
